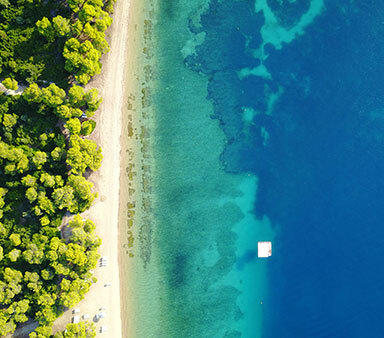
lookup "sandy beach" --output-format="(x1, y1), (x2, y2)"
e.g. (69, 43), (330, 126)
(51, 0), (133, 336)
(117, 0), (157, 335)
(9, 0), (156, 335)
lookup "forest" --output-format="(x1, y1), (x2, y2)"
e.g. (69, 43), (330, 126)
(0, 0), (115, 336)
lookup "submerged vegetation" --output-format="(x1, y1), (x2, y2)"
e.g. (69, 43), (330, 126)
(0, 0), (116, 336)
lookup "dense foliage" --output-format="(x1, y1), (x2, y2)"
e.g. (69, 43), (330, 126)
(0, 0), (116, 85)
(53, 321), (97, 337)
(28, 320), (97, 338)
(0, 0), (115, 336)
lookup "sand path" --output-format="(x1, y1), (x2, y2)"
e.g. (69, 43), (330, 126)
(51, 0), (132, 336)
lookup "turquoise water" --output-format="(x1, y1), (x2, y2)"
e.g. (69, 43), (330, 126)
(133, 0), (275, 337)
(133, 0), (384, 337)
(151, 4), (266, 335)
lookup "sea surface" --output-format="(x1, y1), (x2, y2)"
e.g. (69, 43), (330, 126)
(130, 0), (384, 337)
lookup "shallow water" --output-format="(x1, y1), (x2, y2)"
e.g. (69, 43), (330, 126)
(131, 0), (384, 337)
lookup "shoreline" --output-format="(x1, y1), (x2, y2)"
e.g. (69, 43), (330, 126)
(117, 0), (157, 335)
(117, 0), (142, 334)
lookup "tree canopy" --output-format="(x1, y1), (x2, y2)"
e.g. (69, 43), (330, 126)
(53, 321), (96, 338)
(0, 0), (115, 335)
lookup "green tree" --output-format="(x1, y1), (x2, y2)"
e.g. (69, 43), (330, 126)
(54, 321), (96, 338)
(96, 15), (112, 32)
(0, 0), (10, 8)
(30, 325), (53, 338)
(67, 175), (96, 212)
(68, 85), (85, 107)
(83, 22), (109, 52)
(32, 151), (47, 169)
(66, 135), (102, 174)
(55, 105), (72, 119)
(9, 233), (21, 246)
(67, 0), (86, 13)
(72, 20), (83, 36)
(59, 278), (91, 308)
(8, 249), (21, 262)
(21, 175), (37, 187)
(78, 4), (98, 22)
(0, 313), (16, 337)
(55, 104), (83, 119)
(65, 243), (87, 266)
(35, 306), (57, 325)
(84, 88), (102, 114)
(41, 84), (66, 108)
(36, 17), (55, 42)
(37, 192), (55, 215)
(55, 175), (64, 187)
(26, 187), (38, 202)
(41, 269), (54, 281)
(3, 113), (18, 128)
(63, 39), (102, 84)
(2, 78), (18, 90)
(51, 147), (66, 161)
(66, 118), (81, 134)
(40, 173), (56, 188)
(0, 142), (29, 174)
(24, 271), (42, 293)
(23, 83), (42, 103)
(0, 268), (23, 304)
(104, 0), (117, 13)
(69, 214), (85, 228)
(37, 292), (56, 307)
(7, 299), (29, 323)
(52, 16), (71, 37)
(52, 186), (75, 211)
(80, 120), (96, 135)
(59, 291), (81, 308)
(69, 216), (100, 251)
(23, 243), (45, 264)
(0, 187), (7, 218)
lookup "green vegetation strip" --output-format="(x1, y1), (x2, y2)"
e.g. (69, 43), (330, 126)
(0, 0), (116, 336)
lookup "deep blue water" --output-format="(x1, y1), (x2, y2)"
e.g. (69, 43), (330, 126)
(185, 0), (384, 337)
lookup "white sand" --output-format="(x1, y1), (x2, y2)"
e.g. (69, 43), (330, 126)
(52, 0), (132, 336)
